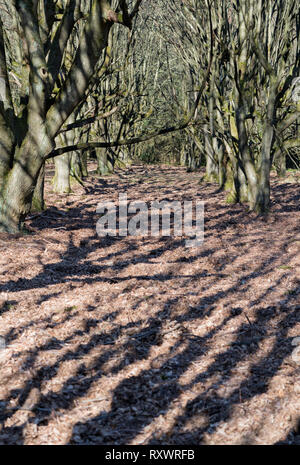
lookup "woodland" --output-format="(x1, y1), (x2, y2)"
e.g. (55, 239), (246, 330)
(0, 0), (299, 446)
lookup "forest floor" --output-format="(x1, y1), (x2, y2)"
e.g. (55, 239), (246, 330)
(0, 163), (299, 445)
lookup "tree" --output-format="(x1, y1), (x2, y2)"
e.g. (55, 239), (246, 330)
(0, 0), (143, 232)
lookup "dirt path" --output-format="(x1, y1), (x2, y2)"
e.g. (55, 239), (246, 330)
(0, 164), (299, 445)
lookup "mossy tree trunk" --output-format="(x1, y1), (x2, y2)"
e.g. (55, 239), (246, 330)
(32, 162), (46, 212)
(96, 148), (115, 175)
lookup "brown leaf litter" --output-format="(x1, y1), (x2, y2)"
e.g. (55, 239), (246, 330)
(0, 164), (299, 445)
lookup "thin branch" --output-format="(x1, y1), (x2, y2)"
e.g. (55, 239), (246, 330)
(58, 106), (119, 134)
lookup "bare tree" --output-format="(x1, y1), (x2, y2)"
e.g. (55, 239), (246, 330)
(0, 0), (143, 232)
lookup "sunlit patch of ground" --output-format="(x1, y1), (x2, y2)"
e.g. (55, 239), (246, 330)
(0, 164), (299, 444)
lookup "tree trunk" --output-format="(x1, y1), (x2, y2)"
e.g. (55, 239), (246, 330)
(274, 149), (286, 177)
(32, 162), (46, 212)
(53, 153), (71, 194)
(71, 151), (87, 185)
(96, 148), (114, 175)
(235, 104), (259, 209)
(0, 134), (53, 232)
(254, 84), (277, 213)
(81, 151), (88, 178)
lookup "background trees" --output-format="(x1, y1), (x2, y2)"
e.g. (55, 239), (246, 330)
(88, 0), (299, 214)
(148, 0), (299, 212)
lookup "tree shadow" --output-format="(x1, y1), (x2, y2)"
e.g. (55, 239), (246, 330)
(0, 166), (299, 444)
